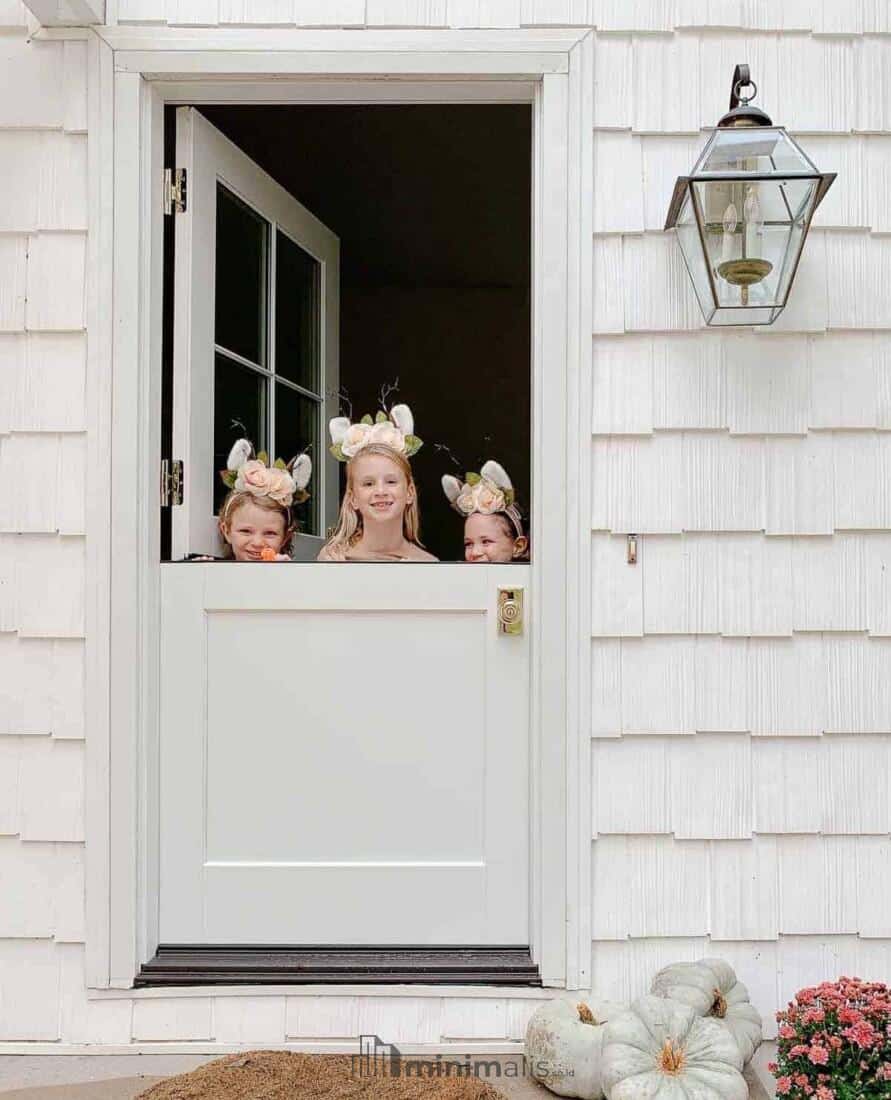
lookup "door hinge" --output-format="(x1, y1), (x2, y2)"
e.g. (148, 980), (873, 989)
(160, 458), (184, 507)
(164, 168), (187, 215)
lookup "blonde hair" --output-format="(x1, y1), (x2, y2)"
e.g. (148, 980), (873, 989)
(322, 444), (423, 560)
(218, 490), (295, 557)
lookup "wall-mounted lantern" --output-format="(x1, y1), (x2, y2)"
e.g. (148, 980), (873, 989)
(664, 64), (836, 326)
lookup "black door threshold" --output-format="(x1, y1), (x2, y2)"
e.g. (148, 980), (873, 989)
(135, 945), (541, 987)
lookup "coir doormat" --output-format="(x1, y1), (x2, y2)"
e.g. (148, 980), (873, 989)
(138, 1051), (509, 1100)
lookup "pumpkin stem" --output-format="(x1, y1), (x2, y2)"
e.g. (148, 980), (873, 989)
(577, 1002), (597, 1025)
(659, 1039), (685, 1075)
(711, 989), (728, 1019)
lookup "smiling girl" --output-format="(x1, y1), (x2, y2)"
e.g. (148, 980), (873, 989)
(216, 440), (312, 562)
(442, 460), (529, 563)
(318, 404), (437, 562)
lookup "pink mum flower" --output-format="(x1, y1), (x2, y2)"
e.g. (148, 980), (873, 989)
(779, 1025), (797, 1039)
(843, 1021), (878, 1049)
(776, 1077), (793, 1095)
(807, 1045), (830, 1066)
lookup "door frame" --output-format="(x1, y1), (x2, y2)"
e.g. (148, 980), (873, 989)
(84, 26), (594, 992)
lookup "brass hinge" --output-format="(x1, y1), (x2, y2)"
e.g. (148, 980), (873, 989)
(164, 168), (187, 215)
(160, 458), (184, 507)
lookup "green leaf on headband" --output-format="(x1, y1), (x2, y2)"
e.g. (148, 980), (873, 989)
(294, 489), (310, 504)
(220, 469), (237, 489)
(329, 443), (345, 461)
(504, 489), (515, 507)
(256, 450), (268, 465)
(361, 414), (374, 426)
(274, 457), (287, 470)
(375, 410), (389, 423)
(404, 434), (422, 456)
(466, 471), (481, 485)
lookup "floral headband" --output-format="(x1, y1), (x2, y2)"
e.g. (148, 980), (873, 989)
(219, 438), (312, 508)
(329, 403), (422, 462)
(442, 460), (524, 537)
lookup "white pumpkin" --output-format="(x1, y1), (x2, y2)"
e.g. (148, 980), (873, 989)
(650, 957), (762, 1065)
(601, 995), (747, 1100)
(525, 998), (626, 1100)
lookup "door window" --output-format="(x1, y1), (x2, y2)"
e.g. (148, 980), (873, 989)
(212, 184), (323, 535)
(170, 107), (339, 560)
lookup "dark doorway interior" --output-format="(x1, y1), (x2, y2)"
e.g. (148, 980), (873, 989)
(198, 104), (531, 562)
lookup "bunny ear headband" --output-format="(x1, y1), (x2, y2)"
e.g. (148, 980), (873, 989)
(442, 460), (524, 537)
(220, 439), (312, 508)
(329, 403), (423, 462)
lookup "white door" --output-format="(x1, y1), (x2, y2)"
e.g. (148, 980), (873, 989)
(159, 562), (530, 944)
(161, 109), (530, 949)
(172, 107), (340, 560)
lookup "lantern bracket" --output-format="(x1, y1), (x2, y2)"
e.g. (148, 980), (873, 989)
(718, 63), (772, 127)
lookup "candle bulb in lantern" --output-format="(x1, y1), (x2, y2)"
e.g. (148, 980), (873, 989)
(721, 201), (738, 263)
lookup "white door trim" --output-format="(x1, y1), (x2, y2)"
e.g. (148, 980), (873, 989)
(85, 27), (594, 992)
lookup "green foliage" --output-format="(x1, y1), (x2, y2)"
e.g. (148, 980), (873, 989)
(466, 471), (481, 485)
(360, 414), (374, 426)
(220, 469), (238, 489)
(375, 410), (389, 423)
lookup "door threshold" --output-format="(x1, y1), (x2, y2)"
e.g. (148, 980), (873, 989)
(135, 946), (541, 987)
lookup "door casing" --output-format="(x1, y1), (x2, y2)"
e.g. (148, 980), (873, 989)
(84, 27), (595, 992)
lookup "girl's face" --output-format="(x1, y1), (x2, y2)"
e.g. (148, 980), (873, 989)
(349, 452), (413, 526)
(221, 500), (288, 561)
(464, 512), (527, 563)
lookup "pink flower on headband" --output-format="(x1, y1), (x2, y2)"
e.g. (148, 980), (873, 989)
(456, 481), (506, 516)
(236, 460), (275, 497)
(369, 420), (406, 452)
(234, 460), (296, 506)
(340, 422), (373, 458)
(444, 460), (515, 517)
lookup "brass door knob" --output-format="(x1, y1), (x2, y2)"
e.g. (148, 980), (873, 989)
(497, 588), (524, 635)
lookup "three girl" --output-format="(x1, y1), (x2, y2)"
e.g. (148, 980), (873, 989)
(216, 403), (529, 563)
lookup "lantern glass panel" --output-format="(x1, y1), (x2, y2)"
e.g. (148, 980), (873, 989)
(693, 127), (817, 176)
(692, 176), (818, 311)
(674, 189), (714, 321)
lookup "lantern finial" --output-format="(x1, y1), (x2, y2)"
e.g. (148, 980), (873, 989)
(718, 64), (772, 127)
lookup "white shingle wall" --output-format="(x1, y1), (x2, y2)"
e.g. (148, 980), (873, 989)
(1, 0), (889, 1047)
(0, 4), (93, 1044)
(585, 11), (891, 1049)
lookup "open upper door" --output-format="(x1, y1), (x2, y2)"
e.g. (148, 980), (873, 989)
(172, 107), (340, 560)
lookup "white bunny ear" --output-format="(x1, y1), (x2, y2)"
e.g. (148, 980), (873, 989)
(329, 417), (350, 445)
(389, 404), (414, 437)
(226, 438), (254, 471)
(291, 453), (312, 491)
(480, 460), (513, 492)
(441, 474), (463, 504)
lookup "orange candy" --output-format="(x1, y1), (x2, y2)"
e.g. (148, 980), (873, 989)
(259, 547), (278, 562)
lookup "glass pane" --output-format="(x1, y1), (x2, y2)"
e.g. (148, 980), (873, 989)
(695, 128), (818, 176)
(215, 184), (268, 366)
(214, 352), (267, 515)
(275, 230), (321, 393)
(674, 190), (716, 322)
(274, 381), (319, 536)
(692, 178), (817, 310)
